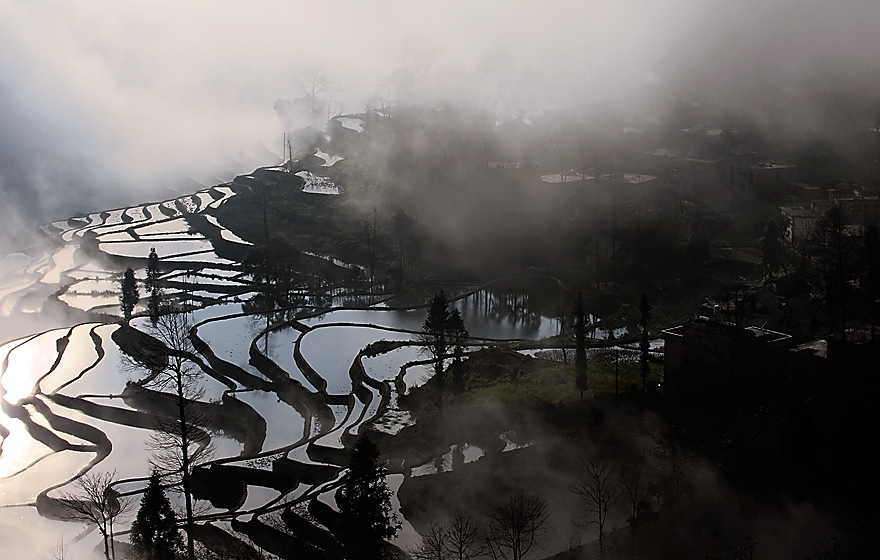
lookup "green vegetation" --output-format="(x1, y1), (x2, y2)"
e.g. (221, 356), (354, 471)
(460, 360), (662, 406)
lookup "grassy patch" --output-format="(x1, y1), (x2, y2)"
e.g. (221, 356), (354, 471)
(461, 360), (663, 406)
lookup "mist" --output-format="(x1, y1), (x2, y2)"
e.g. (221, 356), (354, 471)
(2, 0), (878, 227)
(3, 0), (867, 224)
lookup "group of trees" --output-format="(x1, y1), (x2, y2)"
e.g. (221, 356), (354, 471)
(420, 290), (469, 408)
(119, 248), (163, 324)
(112, 248), (209, 559)
(571, 292), (653, 399)
(808, 206), (880, 346)
(57, 468), (182, 560)
(411, 490), (549, 560)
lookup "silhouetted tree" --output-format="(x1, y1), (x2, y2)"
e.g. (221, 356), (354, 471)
(639, 293), (652, 393)
(243, 237), (300, 304)
(337, 435), (400, 559)
(410, 522), (445, 560)
(572, 458), (620, 558)
(811, 205), (856, 354)
(863, 224), (880, 353)
(120, 267), (139, 323)
(58, 471), (130, 560)
(449, 308), (469, 396)
(358, 210), (381, 291)
(573, 292), (588, 400)
(484, 489), (549, 560)
(130, 471), (184, 560)
(146, 248), (161, 324)
(389, 209), (416, 282)
(760, 218), (785, 279)
(444, 510), (482, 560)
(126, 312), (212, 560)
(420, 290), (467, 407)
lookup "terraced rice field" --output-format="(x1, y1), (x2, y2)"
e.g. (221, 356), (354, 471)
(0, 177), (570, 558)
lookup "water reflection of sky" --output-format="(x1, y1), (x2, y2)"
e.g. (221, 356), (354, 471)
(0, 229), (616, 556)
(233, 389), (306, 452)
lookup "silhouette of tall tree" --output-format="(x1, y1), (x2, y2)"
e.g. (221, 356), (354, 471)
(865, 225), (880, 361)
(58, 471), (130, 560)
(420, 290), (468, 408)
(639, 293), (652, 393)
(337, 435), (400, 559)
(358, 210), (381, 291)
(484, 489), (549, 560)
(125, 312), (212, 560)
(811, 205), (856, 357)
(120, 267), (139, 323)
(130, 471), (183, 560)
(449, 308), (469, 396)
(146, 248), (162, 324)
(573, 292), (588, 400)
(760, 218), (785, 279)
(243, 237), (301, 305)
(572, 458), (620, 558)
(444, 510), (482, 560)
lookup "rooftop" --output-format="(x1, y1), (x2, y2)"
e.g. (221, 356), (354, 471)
(751, 161), (797, 170)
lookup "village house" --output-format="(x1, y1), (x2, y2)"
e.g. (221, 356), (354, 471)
(661, 317), (793, 400)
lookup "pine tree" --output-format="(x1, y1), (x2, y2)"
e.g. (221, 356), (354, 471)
(449, 308), (469, 395)
(337, 435), (400, 559)
(146, 248), (161, 324)
(422, 290), (451, 381)
(130, 471), (183, 560)
(120, 267), (139, 323)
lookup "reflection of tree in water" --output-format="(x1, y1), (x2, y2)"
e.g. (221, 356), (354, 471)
(456, 280), (570, 335)
(242, 293), (301, 352)
(459, 289), (542, 331)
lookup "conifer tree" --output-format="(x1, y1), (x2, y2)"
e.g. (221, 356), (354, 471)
(420, 290), (468, 408)
(130, 471), (183, 560)
(146, 247), (161, 324)
(337, 435), (400, 560)
(120, 267), (139, 323)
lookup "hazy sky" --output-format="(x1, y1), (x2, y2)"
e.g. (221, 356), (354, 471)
(1, 0), (879, 226)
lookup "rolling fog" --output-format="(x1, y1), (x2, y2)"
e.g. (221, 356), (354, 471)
(2, 1), (880, 558)
(3, 0), (878, 228)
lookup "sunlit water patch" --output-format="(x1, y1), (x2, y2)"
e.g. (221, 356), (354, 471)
(232, 389), (306, 452)
(299, 326), (398, 394)
(196, 315), (267, 380)
(409, 443), (484, 477)
(39, 325), (101, 395)
(204, 215), (253, 245)
(133, 217), (191, 236)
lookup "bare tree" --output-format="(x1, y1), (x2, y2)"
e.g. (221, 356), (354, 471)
(484, 489), (550, 560)
(325, 82), (345, 123)
(411, 511), (482, 560)
(58, 470), (130, 560)
(572, 458), (620, 558)
(44, 537), (72, 560)
(126, 311), (213, 560)
(618, 449), (649, 526)
(444, 510), (482, 560)
(358, 210), (381, 291)
(298, 67), (329, 119)
(410, 522), (446, 560)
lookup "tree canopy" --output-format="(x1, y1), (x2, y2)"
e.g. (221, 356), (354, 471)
(120, 267), (139, 322)
(130, 471), (183, 560)
(337, 435), (400, 559)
